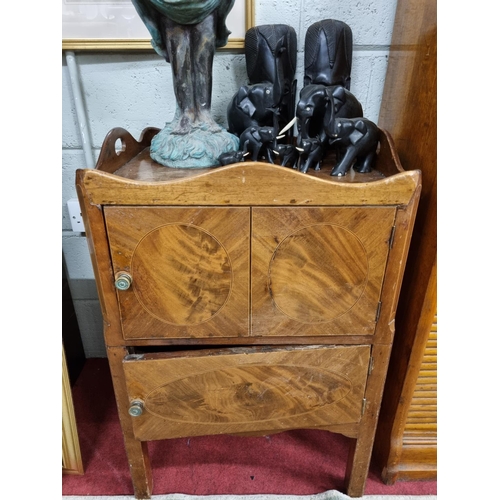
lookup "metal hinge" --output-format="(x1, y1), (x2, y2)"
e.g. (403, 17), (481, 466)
(368, 356), (374, 376)
(375, 301), (382, 322)
(361, 398), (367, 416)
(388, 225), (396, 248)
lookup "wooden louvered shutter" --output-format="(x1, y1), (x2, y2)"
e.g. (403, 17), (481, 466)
(400, 312), (437, 466)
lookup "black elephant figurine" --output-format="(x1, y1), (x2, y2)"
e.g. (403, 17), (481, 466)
(218, 150), (249, 166)
(239, 125), (278, 163)
(245, 24), (297, 87)
(273, 142), (300, 169)
(296, 137), (325, 173)
(326, 117), (380, 176)
(296, 84), (363, 144)
(304, 19), (353, 89)
(227, 83), (277, 137)
(227, 24), (297, 138)
(245, 24), (297, 135)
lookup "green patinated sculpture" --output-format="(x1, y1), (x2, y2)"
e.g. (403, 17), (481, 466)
(131, 0), (239, 168)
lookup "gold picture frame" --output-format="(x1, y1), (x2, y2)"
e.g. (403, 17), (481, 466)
(62, 0), (255, 51)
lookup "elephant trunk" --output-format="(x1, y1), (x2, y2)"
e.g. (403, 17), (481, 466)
(323, 86), (336, 137)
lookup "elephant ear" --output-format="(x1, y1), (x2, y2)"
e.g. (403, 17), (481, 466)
(251, 129), (262, 141)
(331, 86), (346, 101)
(349, 120), (367, 145)
(238, 97), (257, 117)
(331, 86), (345, 112)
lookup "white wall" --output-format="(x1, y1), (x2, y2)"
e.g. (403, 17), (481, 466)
(62, 0), (398, 357)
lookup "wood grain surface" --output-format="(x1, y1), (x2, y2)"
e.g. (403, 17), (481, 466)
(123, 345), (370, 441)
(372, 0), (437, 483)
(75, 124), (422, 498)
(62, 345), (84, 475)
(251, 207), (396, 336)
(80, 160), (419, 208)
(104, 206), (250, 339)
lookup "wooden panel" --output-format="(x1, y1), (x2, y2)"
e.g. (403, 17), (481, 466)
(78, 137), (421, 208)
(403, 321), (437, 438)
(372, 0), (437, 484)
(62, 345), (84, 475)
(104, 207), (250, 339)
(251, 207), (395, 336)
(397, 317), (437, 482)
(123, 345), (370, 440)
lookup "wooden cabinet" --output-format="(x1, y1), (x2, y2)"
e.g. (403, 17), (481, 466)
(76, 127), (421, 499)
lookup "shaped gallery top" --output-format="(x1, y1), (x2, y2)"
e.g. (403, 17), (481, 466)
(76, 127), (421, 207)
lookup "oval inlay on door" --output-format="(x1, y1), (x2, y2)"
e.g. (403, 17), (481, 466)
(269, 224), (369, 323)
(144, 364), (352, 424)
(131, 224), (232, 325)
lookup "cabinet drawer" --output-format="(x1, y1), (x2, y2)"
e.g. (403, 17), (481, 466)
(104, 206), (250, 340)
(123, 345), (371, 441)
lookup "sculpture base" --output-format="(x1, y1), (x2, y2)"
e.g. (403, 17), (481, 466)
(150, 121), (239, 168)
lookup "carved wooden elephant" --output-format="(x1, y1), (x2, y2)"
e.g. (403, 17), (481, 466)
(304, 19), (353, 89)
(239, 125), (277, 163)
(227, 83), (277, 137)
(273, 143), (300, 169)
(245, 24), (298, 134)
(296, 84), (363, 144)
(218, 150), (248, 166)
(296, 137), (325, 173)
(326, 117), (380, 176)
(227, 24), (297, 138)
(245, 24), (297, 86)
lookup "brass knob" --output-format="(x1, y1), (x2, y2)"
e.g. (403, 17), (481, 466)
(128, 399), (144, 417)
(115, 272), (132, 291)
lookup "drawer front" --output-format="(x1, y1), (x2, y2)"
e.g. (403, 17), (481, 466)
(251, 207), (396, 336)
(123, 345), (371, 441)
(104, 206), (250, 340)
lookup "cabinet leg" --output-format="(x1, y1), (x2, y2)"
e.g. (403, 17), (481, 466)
(344, 434), (373, 497)
(107, 346), (153, 499)
(344, 344), (393, 497)
(125, 440), (153, 499)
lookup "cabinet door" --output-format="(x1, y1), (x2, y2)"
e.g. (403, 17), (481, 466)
(251, 207), (396, 336)
(123, 345), (370, 440)
(104, 207), (250, 339)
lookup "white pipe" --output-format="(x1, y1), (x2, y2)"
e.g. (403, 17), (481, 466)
(65, 51), (95, 169)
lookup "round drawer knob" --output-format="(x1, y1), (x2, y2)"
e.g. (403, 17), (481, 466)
(115, 272), (132, 291)
(128, 400), (144, 417)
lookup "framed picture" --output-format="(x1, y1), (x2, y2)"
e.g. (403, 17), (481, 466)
(62, 0), (255, 50)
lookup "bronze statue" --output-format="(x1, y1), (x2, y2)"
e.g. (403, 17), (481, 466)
(131, 0), (239, 167)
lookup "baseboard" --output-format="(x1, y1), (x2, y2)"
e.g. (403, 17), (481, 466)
(382, 441), (437, 484)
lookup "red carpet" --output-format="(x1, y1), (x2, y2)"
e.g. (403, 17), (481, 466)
(63, 359), (437, 496)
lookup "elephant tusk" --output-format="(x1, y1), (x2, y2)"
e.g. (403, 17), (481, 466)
(296, 147), (304, 152)
(278, 116), (297, 136)
(272, 150), (280, 155)
(243, 152), (250, 157)
(276, 134), (285, 140)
